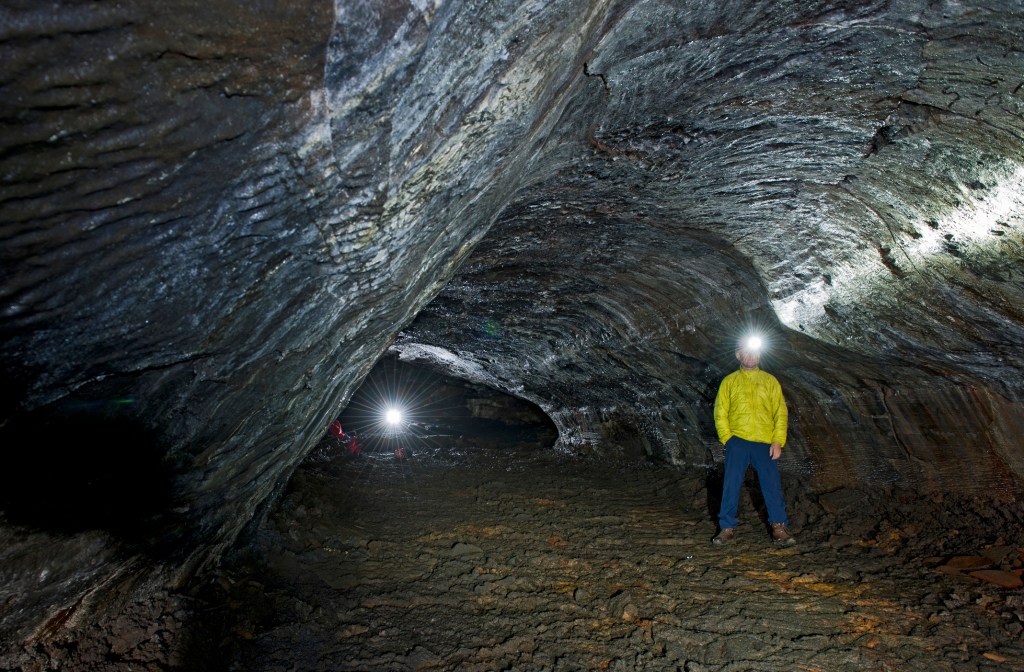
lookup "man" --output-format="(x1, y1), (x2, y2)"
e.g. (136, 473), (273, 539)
(712, 336), (796, 546)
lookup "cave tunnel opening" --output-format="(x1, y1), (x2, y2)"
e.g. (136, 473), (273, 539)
(193, 336), (1024, 671)
(307, 352), (559, 467)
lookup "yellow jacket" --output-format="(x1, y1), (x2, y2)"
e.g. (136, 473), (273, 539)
(714, 368), (788, 446)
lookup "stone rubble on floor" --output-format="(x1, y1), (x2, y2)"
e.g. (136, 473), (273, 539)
(193, 450), (1024, 672)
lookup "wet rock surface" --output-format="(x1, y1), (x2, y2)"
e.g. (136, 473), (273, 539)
(201, 448), (1024, 671)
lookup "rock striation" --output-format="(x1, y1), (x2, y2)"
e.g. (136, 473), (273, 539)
(1, 0), (1023, 667)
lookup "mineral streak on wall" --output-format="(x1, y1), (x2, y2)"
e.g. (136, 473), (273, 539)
(1, 0), (1024, 664)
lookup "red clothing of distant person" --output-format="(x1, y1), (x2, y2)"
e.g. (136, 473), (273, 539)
(329, 419), (361, 456)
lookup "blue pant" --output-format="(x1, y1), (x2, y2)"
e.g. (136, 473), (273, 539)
(718, 436), (789, 529)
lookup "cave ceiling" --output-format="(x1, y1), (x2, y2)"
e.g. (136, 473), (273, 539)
(1, 0), (1024, 582)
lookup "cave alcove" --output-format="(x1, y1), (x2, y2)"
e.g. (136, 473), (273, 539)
(0, 394), (177, 546)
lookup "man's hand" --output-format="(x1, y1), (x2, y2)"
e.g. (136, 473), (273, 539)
(769, 442), (782, 460)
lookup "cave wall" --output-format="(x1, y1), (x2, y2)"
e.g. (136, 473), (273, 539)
(1, 0), (1024, 662)
(0, 0), (619, 652)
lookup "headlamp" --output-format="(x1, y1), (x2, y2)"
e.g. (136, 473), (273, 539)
(385, 408), (403, 425)
(742, 335), (763, 353)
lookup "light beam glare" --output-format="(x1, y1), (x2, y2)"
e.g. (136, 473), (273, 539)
(335, 357), (468, 466)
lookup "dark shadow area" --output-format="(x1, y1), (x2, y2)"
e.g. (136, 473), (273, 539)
(309, 354), (558, 464)
(704, 465), (723, 525)
(0, 399), (176, 545)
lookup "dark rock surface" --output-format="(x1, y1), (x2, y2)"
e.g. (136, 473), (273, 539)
(1, 0), (1024, 668)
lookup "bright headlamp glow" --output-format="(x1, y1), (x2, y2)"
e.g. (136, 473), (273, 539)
(385, 408), (403, 425)
(742, 335), (763, 352)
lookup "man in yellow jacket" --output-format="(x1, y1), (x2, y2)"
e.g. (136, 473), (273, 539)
(712, 337), (796, 546)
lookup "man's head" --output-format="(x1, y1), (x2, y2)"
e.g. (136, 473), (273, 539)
(736, 335), (763, 370)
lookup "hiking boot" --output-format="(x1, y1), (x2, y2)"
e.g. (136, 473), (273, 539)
(712, 528), (735, 545)
(771, 523), (796, 546)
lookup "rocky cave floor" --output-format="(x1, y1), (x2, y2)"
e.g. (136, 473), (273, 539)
(185, 445), (1024, 672)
